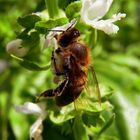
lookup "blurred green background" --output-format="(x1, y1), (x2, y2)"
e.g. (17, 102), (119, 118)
(0, 0), (140, 140)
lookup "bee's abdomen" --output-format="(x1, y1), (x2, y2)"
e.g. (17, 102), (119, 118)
(55, 82), (84, 106)
(55, 73), (86, 106)
(70, 43), (90, 66)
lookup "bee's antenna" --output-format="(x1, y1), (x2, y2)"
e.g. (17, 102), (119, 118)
(47, 29), (64, 32)
(66, 18), (77, 31)
(47, 19), (78, 33)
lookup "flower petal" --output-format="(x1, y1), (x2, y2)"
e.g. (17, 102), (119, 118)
(80, 0), (91, 23)
(30, 116), (44, 140)
(15, 102), (43, 115)
(88, 13), (126, 34)
(43, 36), (58, 49)
(81, 0), (113, 23)
(87, 0), (113, 19)
(91, 20), (119, 34)
(15, 102), (47, 140)
(107, 13), (126, 23)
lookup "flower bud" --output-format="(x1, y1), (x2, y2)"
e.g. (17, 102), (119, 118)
(6, 39), (29, 57)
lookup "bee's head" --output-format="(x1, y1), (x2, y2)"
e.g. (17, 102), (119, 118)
(58, 28), (80, 47)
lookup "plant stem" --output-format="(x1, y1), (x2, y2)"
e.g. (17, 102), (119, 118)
(1, 92), (12, 140)
(45, 0), (59, 19)
(93, 29), (97, 46)
(110, 94), (131, 140)
(89, 28), (97, 48)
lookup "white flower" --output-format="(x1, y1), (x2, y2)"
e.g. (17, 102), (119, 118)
(80, 0), (126, 34)
(15, 102), (46, 140)
(6, 39), (29, 57)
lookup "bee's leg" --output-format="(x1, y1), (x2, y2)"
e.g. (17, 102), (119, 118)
(36, 89), (55, 102)
(36, 74), (69, 101)
(55, 55), (73, 96)
(55, 74), (69, 96)
(89, 66), (101, 105)
(51, 51), (59, 75)
(51, 50), (65, 76)
(53, 55), (71, 96)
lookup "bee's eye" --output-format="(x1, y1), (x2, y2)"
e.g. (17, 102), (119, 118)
(59, 36), (70, 47)
(55, 48), (61, 54)
(72, 29), (80, 37)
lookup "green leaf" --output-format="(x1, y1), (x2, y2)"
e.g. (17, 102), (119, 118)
(98, 114), (115, 136)
(20, 60), (50, 71)
(11, 55), (50, 71)
(110, 54), (140, 69)
(73, 115), (89, 140)
(65, 1), (82, 19)
(17, 29), (40, 44)
(28, 31), (40, 45)
(82, 112), (100, 127)
(76, 99), (113, 113)
(9, 109), (29, 140)
(16, 31), (40, 59)
(21, 31), (40, 45)
(101, 87), (114, 102)
(35, 18), (68, 33)
(111, 94), (138, 140)
(49, 104), (75, 124)
(17, 14), (41, 29)
(17, 29), (30, 40)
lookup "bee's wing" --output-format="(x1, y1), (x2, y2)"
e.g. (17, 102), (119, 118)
(88, 66), (101, 105)
(73, 92), (89, 111)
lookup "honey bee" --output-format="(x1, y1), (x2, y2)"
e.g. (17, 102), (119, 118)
(37, 21), (101, 106)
